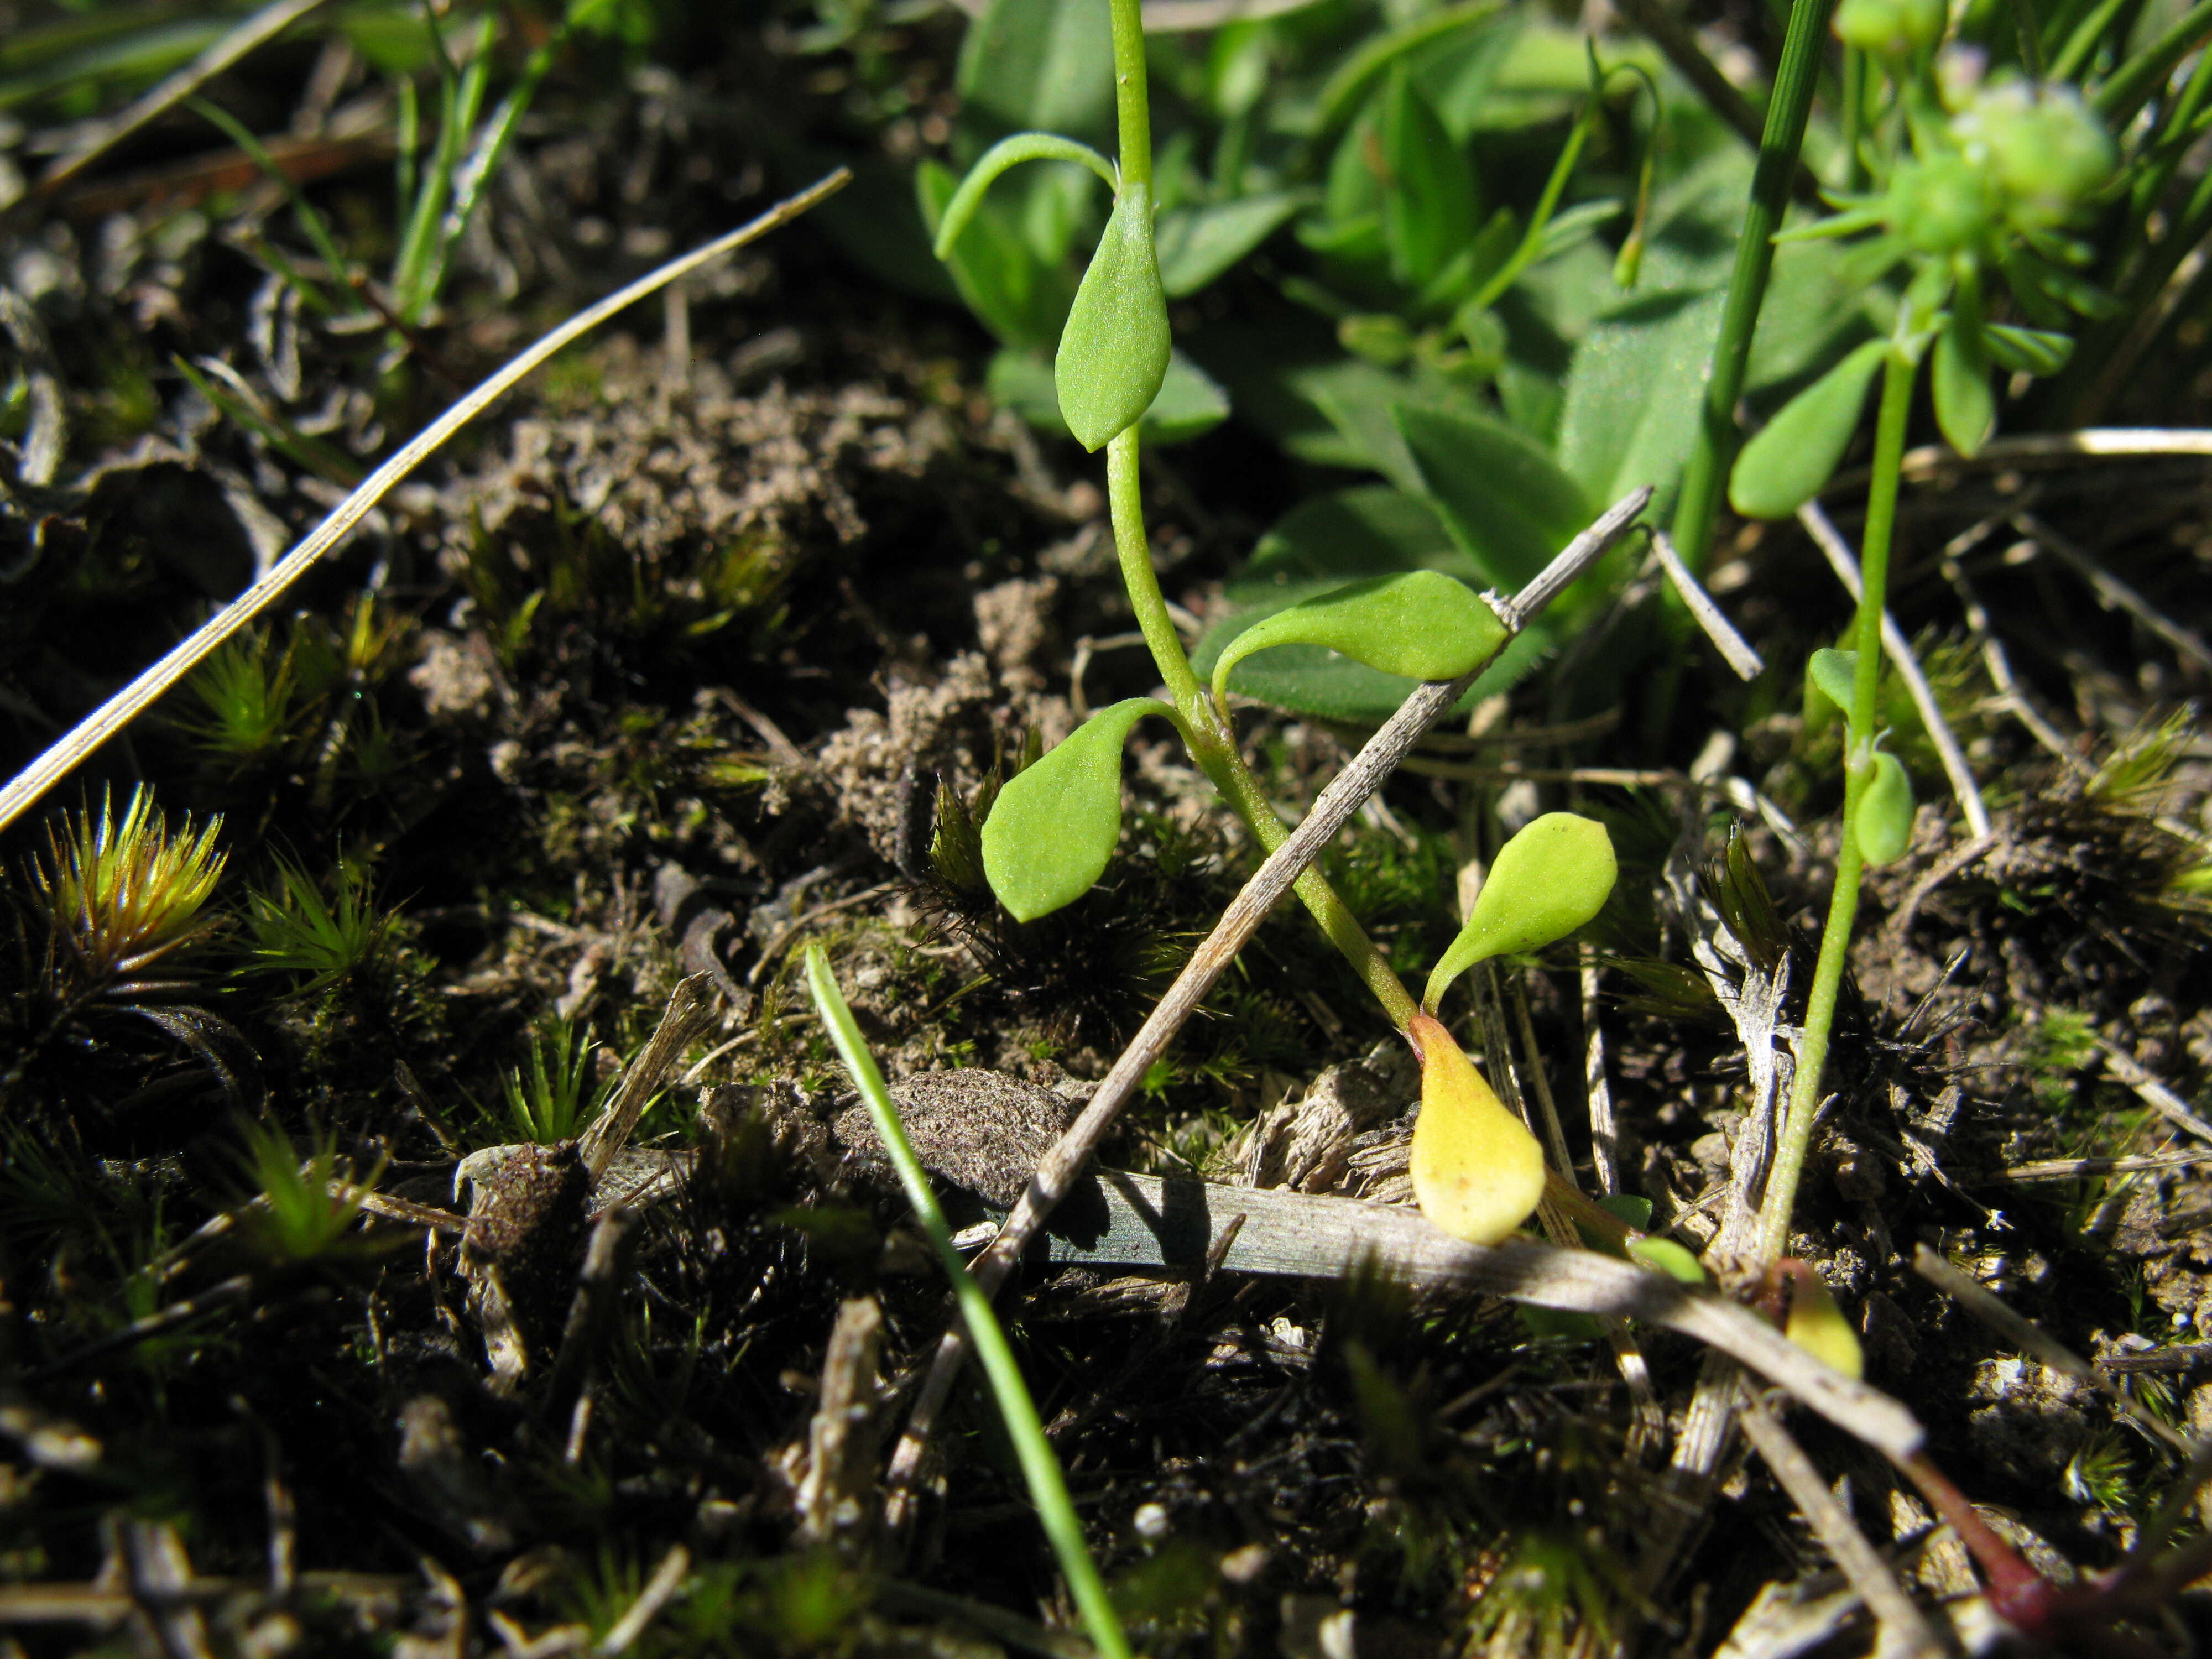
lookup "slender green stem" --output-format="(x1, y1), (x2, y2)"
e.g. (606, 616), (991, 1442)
(1107, 0), (1150, 190)
(1108, 435), (1420, 1026)
(805, 947), (1133, 1659)
(1668, 0), (1839, 579)
(1754, 346), (1916, 1265)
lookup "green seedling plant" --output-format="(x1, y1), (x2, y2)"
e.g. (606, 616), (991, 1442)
(1729, 0), (2116, 1264)
(244, 853), (393, 996)
(805, 944), (1132, 1659)
(943, 1), (1663, 1260)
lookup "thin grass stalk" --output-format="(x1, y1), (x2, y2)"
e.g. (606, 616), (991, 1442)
(186, 96), (359, 315)
(1754, 346), (1917, 1265)
(804, 946), (1133, 1659)
(0, 171), (851, 836)
(1667, 0), (1839, 578)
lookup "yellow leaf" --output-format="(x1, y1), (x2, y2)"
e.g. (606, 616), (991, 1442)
(1784, 1271), (1864, 1380)
(1407, 1013), (1546, 1246)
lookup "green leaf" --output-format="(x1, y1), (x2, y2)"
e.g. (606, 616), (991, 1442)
(1209, 572), (1507, 709)
(990, 348), (1227, 447)
(1629, 1237), (1707, 1284)
(1728, 340), (1887, 520)
(1932, 316), (1994, 457)
(1139, 351), (1230, 444)
(1531, 197), (1623, 262)
(1379, 66), (1479, 291)
(1392, 402), (1593, 587)
(1056, 184), (1172, 451)
(1855, 749), (1914, 867)
(1557, 286), (1726, 510)
(1193, 485), (1545, 722)
(931, 132), (1117, 262)
(1806, 646), (1858, 717)
(1423, 812), (1616, 1011)
(916, 159), (1065, 351)
(1316, 0), (1508, 133)
(980, 698), (1174, 922)
(1227, 486), (1487, 598)
(1153, 192), (1303, 297)
(955, 0), (1114, 140)
(1983, 322), (2073, 375)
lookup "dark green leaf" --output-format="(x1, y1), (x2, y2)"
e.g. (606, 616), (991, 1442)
(1728, 340), (1887, 520)
(1153, 192), (1303, 297)
(980, 698), (1172, 921)
(1557, 286), (1726, 510)
(916, 160), (1065, 351)
(1056, 184), (1172, 451)
(1392, 401), (1593, 587)
(955, 0), (1114, 140)
(1983, 322), (2073, 375)
(1379, 66), (1479, 291)
(1209, 571), (1507, 708)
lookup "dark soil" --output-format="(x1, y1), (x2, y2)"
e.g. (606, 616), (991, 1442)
(4, 8), (2212, 1658)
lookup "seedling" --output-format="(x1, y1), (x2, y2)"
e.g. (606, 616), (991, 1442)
(936, 3), (1644, 1255)
(503, 1021), (619, 1145)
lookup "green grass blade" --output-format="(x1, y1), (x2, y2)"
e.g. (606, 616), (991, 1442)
(804, 945), (1133, 1659)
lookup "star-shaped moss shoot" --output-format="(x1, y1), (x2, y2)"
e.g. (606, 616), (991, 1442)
(1407, 1013), (1547, 1246)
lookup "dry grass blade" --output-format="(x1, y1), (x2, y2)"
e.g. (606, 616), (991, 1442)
(1736, 1388), (1944, 1658)
(0, 170), (852, 838)
(2095, 1037), (2212, 1144)
(32, 0), (338, 198)
(1913, 1244), (2192, 1454)
(577, 974), (717, 1180)
(1799, 501), (1991, 840)
(2011, 509), (2212, 674)
(1653, 529), (1764, 680)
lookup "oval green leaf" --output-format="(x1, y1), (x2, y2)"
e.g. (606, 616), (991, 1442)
(1209, 571), (1507, 710)
(1629, 1236), (1707, 1284)
(1806, 646), (1858, 718)
(980, 698), (1170, 921)
(1423, 812), (1616, 1013)
(1056, 182), (1171, 452)
(1729, 340), (1888, 520)
(1932, 316), (1994, 457)
(1855, 749), (1914, 867)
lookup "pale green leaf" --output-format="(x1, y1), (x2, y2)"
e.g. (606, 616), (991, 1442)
(980, 698), (1171, 921)
(1932, 316), (1995, 457)
(1728, 340), (1887, 520)
(1806, 647), (1858, 716)
(1423, 812), (1616, 1011)
(1855, 750), (1914, 867)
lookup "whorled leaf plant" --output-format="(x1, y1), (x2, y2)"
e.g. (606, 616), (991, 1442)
(1729, 0), (2115, 1261)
